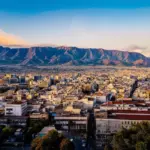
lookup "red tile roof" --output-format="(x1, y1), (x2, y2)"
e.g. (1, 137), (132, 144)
(110, 114), (150, 120)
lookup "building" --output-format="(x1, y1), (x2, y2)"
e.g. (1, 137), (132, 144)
(38, 126), (63, 137)
(9, 77), (19, 84)
(5, 101), (27, 116)
(95, 102), (150, 148)
(29, 112), (49, 120)
(96, 117), (149, 147)
(19, 76), (26, 84)
(34, 75), (42, 82)
(54, 114), (87, 136)
(38, 80), (49, 88)
(0, 116), (28, 126)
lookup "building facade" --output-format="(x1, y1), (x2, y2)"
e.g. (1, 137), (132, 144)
(54, 115), (87, 136)
(5, 101), (27, 116)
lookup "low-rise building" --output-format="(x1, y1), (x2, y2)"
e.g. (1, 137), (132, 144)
(54, 114), (87, 136)
(29, 112), (49, 120)
(0, 116), (28, 126)
(5, 101), (27, 116)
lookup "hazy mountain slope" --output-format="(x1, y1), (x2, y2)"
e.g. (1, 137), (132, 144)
(0, 46), (149, 66)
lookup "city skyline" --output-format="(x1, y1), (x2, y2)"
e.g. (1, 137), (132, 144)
(0, 0), (150, 56)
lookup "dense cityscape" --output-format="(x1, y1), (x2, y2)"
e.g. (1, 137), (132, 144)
(0, 67), (149, 149)
(1, 0), (150, 149)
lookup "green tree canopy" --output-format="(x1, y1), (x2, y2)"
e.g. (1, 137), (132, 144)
(31, 129), (74, 150)
(136, 142), (146, 150)
(60, 138), (75, 150)
(112, 121), (150, 150)
(31, 137), (43, 150)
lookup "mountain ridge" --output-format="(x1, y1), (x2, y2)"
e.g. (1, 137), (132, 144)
(0, 46), (149, 67)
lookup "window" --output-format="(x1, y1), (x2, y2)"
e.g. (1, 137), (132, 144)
(6, 112), (13, 115)
(6, 108), (13, 111)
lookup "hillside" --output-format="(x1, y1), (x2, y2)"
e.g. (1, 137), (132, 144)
(0, 46), (149, 66)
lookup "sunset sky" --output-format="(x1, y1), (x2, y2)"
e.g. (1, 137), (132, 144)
(0, 0), (150, 56)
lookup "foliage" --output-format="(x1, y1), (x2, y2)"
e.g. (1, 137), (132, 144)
(30, 120), (49, 128)
(42, 129), (59, 149)
(60, 138), (75, 150)
(136, 142), (146, 150)
(31, 129), (74, 150)
(104, 144), (113, 150)
(31, 137), (43, 150)
(112, 121), (150, 150)
(82, 84), (92, 94)
(0, 126), (15, 143)
(2, 127), (14, 137)
(0, 125), (5, 129)
(25, 120), (49, 144)
(0, 87), (10, 93)
(24, 128), (34, 144)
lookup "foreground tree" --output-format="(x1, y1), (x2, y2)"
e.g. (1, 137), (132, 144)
(43, 129), (60, 150)
(60, 138), (75, 150)
(31, 137), (43, 150)
(31, 129), (74, 150)
(112, 122), (150, 150)
(104, 144), (113, 150)
(136, 142), (146, 150)
(2, 127), (14, 138)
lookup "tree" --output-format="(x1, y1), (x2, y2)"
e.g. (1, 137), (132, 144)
(60, 138), (75, 150)
(112, 122), (150, 150)
(31, 137), (43, 150)
(43, 130), (59, 150)
(82, 84), (92, 94)
(104, 145), (109, 150)
(104, 144), (112, 150)
(2, 127), (13, 138)
(31, 129), (73, 150)
(2, 126), (12, 133)
(136, 142), (146, 150)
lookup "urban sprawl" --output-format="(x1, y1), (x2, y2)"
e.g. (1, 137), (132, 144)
(0, 67), (149, 149)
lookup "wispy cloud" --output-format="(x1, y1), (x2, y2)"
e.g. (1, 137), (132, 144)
(125, 45), (150, 57)
(0, 29), (27, 47)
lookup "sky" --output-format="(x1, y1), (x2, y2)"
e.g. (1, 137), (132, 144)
(0, 0), (150, 56)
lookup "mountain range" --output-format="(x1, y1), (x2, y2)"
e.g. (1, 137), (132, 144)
(0, 46), (149, 67)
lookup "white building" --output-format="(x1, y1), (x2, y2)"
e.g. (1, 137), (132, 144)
(96, 118), (143, 147)
(5, 101), (27, 116)
(54, 115), (87, 135)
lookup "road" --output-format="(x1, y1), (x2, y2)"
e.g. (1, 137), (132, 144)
(129, 79), (139, 98)
(86, 110), (96, 150)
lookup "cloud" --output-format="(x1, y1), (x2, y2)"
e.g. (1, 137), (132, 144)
(0, 29), (27, 47)
(124, 45), (150, 57)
